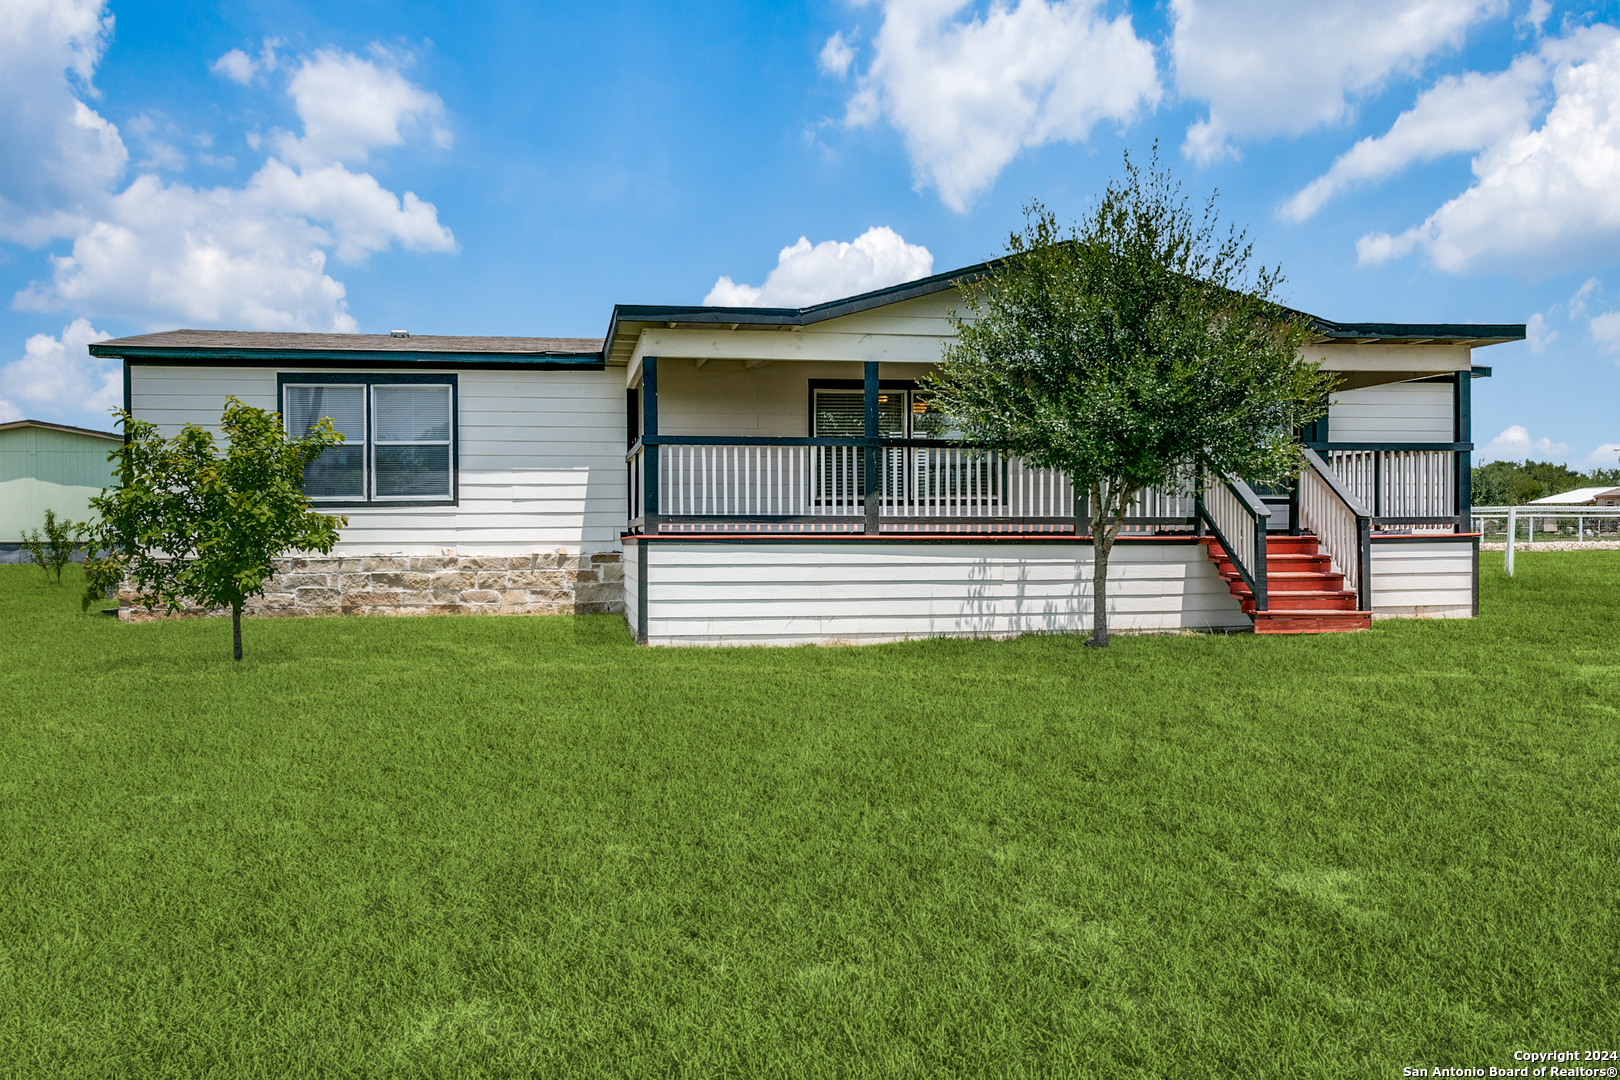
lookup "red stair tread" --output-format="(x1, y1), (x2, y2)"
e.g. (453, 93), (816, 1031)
(1202, 533), (1368, 634)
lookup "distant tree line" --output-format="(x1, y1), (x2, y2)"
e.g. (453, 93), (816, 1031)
(1471, 459), (1620, 506)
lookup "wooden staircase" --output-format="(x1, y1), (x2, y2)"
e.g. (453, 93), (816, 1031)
(1202, 534), (1372, 634)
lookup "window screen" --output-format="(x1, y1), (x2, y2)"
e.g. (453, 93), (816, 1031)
(285, 384), (365, 499)
(372, 385), (452, 499)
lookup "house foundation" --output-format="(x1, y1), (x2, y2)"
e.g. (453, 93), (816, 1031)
(117, 550), (624, 621)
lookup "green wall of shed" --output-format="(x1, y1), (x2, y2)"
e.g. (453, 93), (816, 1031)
(0, 427), (119, 542)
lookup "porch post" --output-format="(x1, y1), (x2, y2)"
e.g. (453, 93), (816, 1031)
(642, 357), (660, 536)
(863, 361), (880, 535)
(1455, 369), (1471, 533)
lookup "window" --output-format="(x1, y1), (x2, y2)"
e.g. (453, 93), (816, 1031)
(810, 384), (999, 507)
(282, 377), (456, 503)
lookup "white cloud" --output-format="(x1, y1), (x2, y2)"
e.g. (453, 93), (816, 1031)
(1526, 311), (1557, 352)
(1282, 55), (1544, 221)
(1585, 442), (1620, 467)
(16, 162), (455, 331)
(209, 39), (279, 85)
(819, 31), (855, 77)
(1358, 25), (1620, 275)
(9, 20), (455, 334)
(210, 48), (256, 85)
(1172, 0), (1505, 163)
(0, 398), (21, 423)
(703, 226), (933, 307)
(0, 318), (117, 417)
(1478, 424), (1571, 462)
(0, 0), (125, 245)
(1568, 276), (1600, 317)
(1590, 310), (1620, 353)
(1521, 0), (1551, 31)
(837, 0), (1160, 212)
(272, 48), (451, 168)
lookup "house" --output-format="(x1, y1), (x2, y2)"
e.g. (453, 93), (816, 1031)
(1528, 487), (1620, 507)
(0, 419), (121, 560)
(86, 261), (1523, 643)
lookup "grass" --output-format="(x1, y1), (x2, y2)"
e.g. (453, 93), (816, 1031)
(0, 553), (1616, 1079)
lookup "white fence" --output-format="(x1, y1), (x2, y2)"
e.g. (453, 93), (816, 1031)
(1470, 504), (1620, 575)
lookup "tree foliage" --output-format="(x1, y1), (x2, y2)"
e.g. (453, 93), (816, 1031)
(81, 397), (348, 659)
(22, 508), (82, 584)
(1471, 458), (1620, 506)
(923, 152), (1332, 646)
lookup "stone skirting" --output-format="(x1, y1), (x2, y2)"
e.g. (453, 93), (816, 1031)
(118, 550), (623, 621)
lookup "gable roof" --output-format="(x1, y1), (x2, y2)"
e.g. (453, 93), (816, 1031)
(88, 329), (604, 368)
(0, 419), (121, 441)
(601, 257), (1527, 367)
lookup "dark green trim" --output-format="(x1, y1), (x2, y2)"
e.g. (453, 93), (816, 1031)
(1369, 534), (1478, 543)
(1471, 365), (1492, 378)
(604, 254), (1525, 359)
(1311, 442), (1472, 451)
(102, 348), (602, 370)
(620, 533), (1202, 545)
(633, 537), (648, 645)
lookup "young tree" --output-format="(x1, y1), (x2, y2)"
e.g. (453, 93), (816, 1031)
(924, 153), (1333, 647)
(22, 508), (81, 584)
(81, 397), (348, 660)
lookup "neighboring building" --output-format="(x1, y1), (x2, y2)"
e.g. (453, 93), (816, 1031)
(0, 420), (120, 552)
(87, 260), (1524, 641)
(1528, 487), (1620, 506)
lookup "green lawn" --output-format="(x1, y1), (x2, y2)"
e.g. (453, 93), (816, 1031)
(1, 554), (1616, 1079)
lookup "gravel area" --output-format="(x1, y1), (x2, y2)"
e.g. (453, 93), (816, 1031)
(1479, 540), (1620, 551)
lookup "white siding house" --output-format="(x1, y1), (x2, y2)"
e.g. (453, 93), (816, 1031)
(90, 261), (1523, 641)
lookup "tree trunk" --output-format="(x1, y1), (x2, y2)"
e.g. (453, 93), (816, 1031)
(232, 600), (243, 661)
(1086, 482), (1136, 649)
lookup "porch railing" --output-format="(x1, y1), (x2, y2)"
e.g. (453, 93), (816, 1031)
(1196, 464), (1270, 612)
(1321, 446), (1459, 531)
(1299, 447), (1372, 610)
(626, 436), (1199, 535)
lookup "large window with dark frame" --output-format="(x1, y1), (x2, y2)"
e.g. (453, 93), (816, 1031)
(282, 377), (455, 503)
(810, 384), (995, 507)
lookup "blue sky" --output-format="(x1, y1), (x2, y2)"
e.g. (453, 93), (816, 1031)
(3, 0), (1619, 469)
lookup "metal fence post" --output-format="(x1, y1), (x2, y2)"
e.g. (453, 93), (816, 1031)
(1506, 506), (1515, 576)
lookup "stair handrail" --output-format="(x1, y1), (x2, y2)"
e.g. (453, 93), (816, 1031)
(1299, 447), (1373, 612)
(1197, 464), (1271, 613)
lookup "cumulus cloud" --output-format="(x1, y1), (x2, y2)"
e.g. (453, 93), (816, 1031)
(819, 31), (855, 77)
(0, 0), (125, 245)
(1585, 442), (1620, 467)
(1172, 0), (1505, 164)
(1282, 55), (1544, 221)
(703, 226), (933, 307)
(271, 47), (451, 168)
(0, 318), (118, 417)
(1590, 310), (1620, 353)
(833, 0), (1159, 212)
(210, 48), (256, 85)
(1357, 25), (1620, 275)
(209, 38), (279, 85)
(7, 10), (455, 336)
(1478, 424), (1571, 462)
(1525, 311), (1556, 352)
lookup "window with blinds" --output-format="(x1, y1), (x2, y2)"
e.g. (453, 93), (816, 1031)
(285, 385), (366, 499)
(283, 379), (454, 503)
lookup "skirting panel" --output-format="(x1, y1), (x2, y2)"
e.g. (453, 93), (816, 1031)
(637, 541), (1248, 646)
(1370, 538), (1475, 620)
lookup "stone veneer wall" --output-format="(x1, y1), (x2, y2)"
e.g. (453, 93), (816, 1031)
(119, 550), (623, 621)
